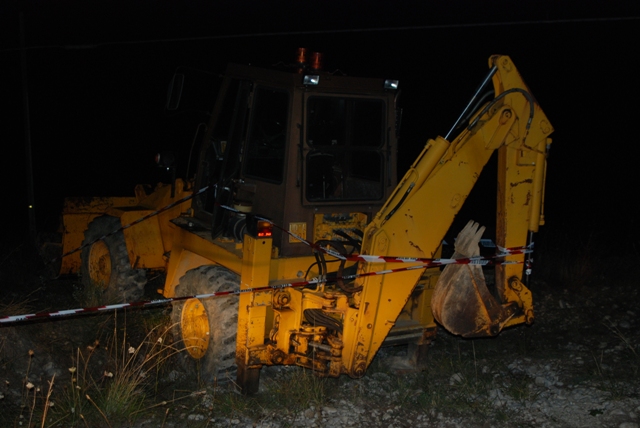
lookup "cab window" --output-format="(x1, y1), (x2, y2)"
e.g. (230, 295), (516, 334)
(306, 97), (385, 201)
(244, 87), (289, 183)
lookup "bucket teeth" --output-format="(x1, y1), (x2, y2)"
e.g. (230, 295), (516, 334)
(453, 221), (485, 257)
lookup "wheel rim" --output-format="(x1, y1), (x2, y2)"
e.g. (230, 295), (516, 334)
(181, 298), (210, 359)
(88, 240), (111, 289)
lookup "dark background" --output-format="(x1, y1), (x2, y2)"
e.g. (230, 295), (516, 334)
(2, 0), (639, 250)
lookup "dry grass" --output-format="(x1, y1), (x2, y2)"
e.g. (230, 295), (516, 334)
(0, 297), (33, 318)
(4, 310), (183, 427)
(603, 319), (640, 360)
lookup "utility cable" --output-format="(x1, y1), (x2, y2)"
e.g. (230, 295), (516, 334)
(3, 15), (639, 53)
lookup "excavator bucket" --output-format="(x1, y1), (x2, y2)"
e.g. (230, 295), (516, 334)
(431, 221), (518, 338)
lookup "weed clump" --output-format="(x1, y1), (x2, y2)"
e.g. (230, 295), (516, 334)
(5, 310), (181, 427)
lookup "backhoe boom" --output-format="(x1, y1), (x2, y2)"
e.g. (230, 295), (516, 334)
(346, 55), (553, 371)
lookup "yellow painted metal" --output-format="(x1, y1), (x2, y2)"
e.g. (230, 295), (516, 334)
(130, 180), (193, 253)
(236, 235), (273, 370)
(495, 137), (549, 328)
(162, 220), (243, 298)
(87, 239), (111, 289)
(271, 288), (303, 354)
(269, 255), (316, 281)
(180, 298), (209, 359)
(247, 305), (267, 348)
(313, 213), (368, 243)
(288, 222), (307, 243)
(529, 138), (551, 232)
(59, 179), (192, 276)
(339, 136), (453, 373)
(59, 196), (138, 274)
(341, 55), (553, 372)
(341, 137), (448, 368)
(491, 54), (553, 328)
(120, 211), (165, 269)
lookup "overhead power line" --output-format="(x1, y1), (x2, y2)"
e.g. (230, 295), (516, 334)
(4, 15), (640, 52)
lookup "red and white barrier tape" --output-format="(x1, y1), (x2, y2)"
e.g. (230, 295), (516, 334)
(1, 252), (527, 324)
(14, 186), (532, 325)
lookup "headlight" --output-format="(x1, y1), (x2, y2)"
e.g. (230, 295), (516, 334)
(303, 75), (320, 86)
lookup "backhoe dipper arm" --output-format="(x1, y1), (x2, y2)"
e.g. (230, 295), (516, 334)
(341, 55), (553, 377)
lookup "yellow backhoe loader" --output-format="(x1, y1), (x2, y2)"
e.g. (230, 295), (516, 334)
(57, 52), (553, 393)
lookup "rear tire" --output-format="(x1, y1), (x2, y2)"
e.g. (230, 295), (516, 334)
(171, 265), (239, 384)
(80, 215), (147, 304)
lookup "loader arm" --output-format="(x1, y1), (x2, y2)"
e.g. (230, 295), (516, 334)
(343, 55), (553, 373)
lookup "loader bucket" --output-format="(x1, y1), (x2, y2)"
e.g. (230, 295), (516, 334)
(431, 221), (518, 338)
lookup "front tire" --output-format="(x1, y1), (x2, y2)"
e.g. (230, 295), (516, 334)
(80, 215), (147, 304)
(171, 265), (239, 383)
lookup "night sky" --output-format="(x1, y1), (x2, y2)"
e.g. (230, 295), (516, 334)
(2, 1), (639, 248)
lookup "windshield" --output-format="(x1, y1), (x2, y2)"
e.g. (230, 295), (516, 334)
(305, 97), (385, 202)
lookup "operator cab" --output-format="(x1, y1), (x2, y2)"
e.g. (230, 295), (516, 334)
(192, 49), (400, 257)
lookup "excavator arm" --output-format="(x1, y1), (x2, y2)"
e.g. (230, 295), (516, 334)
(342, 55), (553, 374)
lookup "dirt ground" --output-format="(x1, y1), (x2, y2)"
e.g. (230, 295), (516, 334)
(1, 240), (639, 427)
